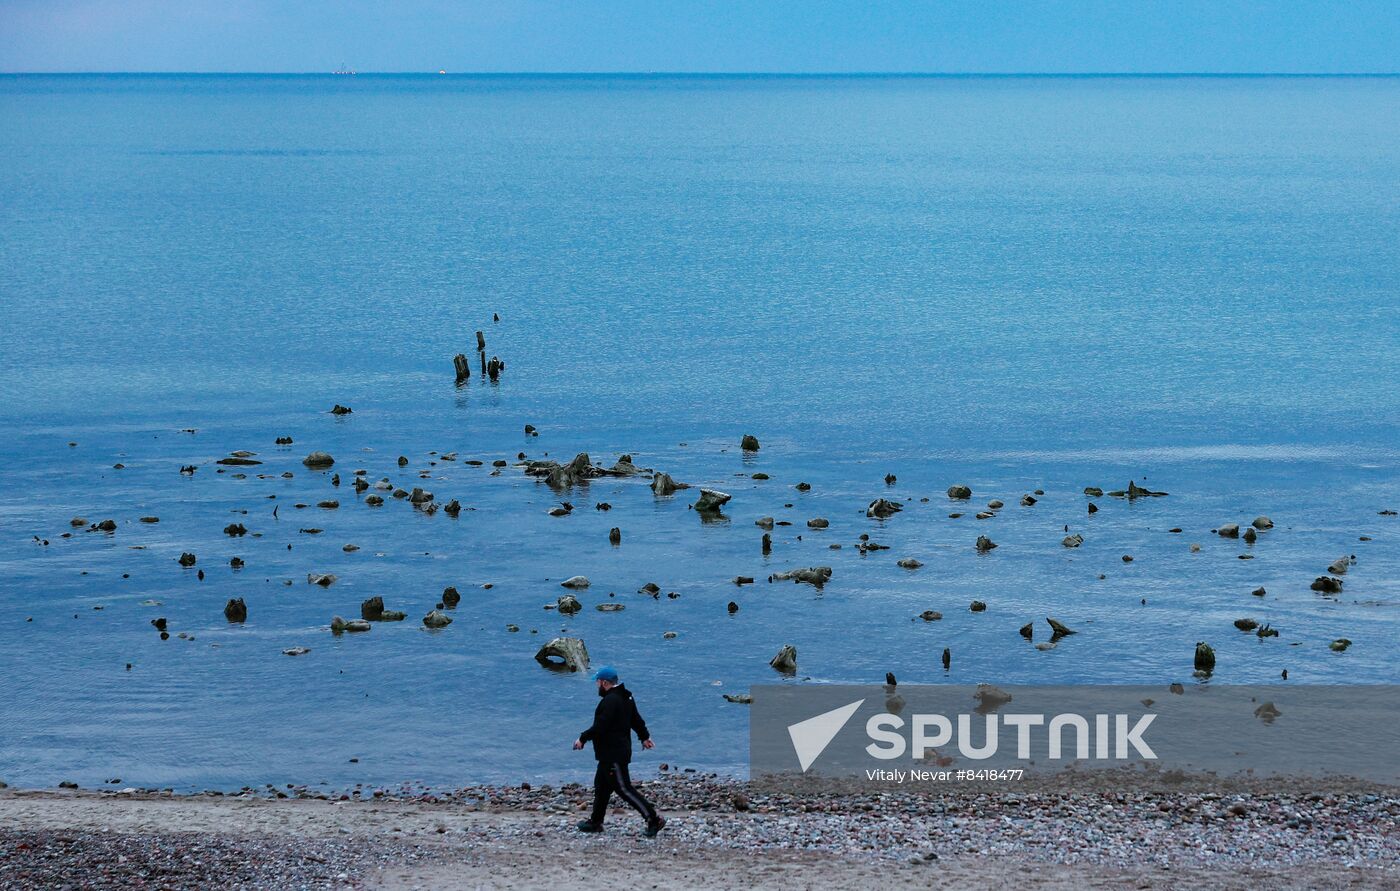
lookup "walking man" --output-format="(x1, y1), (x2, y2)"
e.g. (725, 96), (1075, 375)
(573, 665), (666, 836)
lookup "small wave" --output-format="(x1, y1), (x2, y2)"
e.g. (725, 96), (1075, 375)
(135, 148), (372, 157)
(974, 443), (1400, 463)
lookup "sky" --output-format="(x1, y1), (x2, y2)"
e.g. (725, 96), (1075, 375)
(0, 0), (1397, 74)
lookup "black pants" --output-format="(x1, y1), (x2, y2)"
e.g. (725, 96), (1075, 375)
(590, 761), (657, 825)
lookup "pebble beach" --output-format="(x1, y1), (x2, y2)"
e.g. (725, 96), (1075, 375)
(2, 775), (1397, 889)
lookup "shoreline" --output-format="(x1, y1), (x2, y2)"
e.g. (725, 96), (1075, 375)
(2, 777), (1396, 889)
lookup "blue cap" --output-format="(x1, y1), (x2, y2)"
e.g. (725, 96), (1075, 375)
(593, 665), (618, 682)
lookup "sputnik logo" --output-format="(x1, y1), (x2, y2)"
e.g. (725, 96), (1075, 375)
(787, 699), (864, 771)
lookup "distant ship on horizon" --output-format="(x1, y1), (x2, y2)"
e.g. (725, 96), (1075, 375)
(333, 64), (356, 75)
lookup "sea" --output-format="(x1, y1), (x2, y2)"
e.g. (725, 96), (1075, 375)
(0, 73), (1397, 790)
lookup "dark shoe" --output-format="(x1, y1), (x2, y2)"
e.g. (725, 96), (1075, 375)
(576, 820), (603, 833)
(644, 815), (666, 837)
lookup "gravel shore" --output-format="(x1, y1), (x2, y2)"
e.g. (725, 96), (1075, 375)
(2, 774), (1397, 889)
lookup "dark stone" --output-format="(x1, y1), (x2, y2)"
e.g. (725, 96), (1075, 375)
(223, 598), (247, 622)
(1194, 642), (1216, 672)
(361, 596), (384, 621)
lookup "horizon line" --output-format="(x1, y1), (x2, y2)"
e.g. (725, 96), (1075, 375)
(3, 70), (1399, 78)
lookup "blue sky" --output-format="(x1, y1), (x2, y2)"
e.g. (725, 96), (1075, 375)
(1, 0), (1397, 74)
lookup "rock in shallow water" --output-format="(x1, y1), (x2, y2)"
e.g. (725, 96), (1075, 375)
(302, 451), (335, 468)
(975, 683), (1013, 709)
(1126, 480), (1167, 497)
(768, 566), (832, 587)
(557, 594), (582, 615)
(422, 609), (453, 628)
(769, 644), (797, 674)
(694, 489), (732, 513)
(867, 498), (902, 519)
(535, 637), (589, 672)
(651, 472), (688, 496)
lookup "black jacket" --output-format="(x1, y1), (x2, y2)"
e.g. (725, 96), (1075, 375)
(580, 684), (650, 763)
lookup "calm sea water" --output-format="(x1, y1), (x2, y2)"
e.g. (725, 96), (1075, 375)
(1, 75), (1397, 791)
